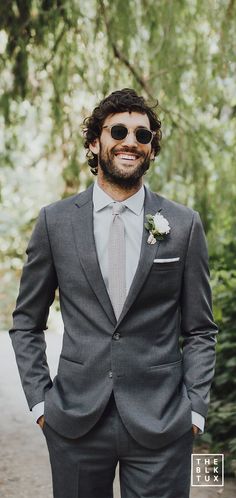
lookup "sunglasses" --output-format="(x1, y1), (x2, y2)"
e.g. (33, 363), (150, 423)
(102, 124), (156, 145)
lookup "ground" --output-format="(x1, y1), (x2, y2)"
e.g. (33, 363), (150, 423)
(0, 330), (235, 498)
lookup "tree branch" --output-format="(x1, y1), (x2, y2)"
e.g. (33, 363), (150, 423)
(98, 0), (153, 99)
(97, 0), (223, 152)
(41, 23), (68, 70)
(98, 0), (188, 130)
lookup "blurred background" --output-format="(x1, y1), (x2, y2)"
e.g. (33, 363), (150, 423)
(0, 0), (235, 483)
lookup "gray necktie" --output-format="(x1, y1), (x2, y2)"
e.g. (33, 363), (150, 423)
(108, 202), (126, 320)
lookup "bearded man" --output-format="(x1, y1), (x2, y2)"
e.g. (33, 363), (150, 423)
(10, 88), (218, 498)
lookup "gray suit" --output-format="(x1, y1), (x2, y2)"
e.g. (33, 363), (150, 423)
(10, 184), (217, 453)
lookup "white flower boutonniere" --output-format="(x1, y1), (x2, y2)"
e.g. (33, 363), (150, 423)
(145, 212), (171, 244)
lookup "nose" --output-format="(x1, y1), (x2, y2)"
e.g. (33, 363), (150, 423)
(122, 130), (138, 146)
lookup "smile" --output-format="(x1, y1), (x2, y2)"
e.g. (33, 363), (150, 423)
(115, 152), (140, 161)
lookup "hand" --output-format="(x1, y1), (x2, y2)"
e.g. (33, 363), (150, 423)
(192, 424), (200, 436)
(37, 415), (45, 430)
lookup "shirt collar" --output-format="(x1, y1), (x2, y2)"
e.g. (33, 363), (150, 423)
(93, 181), (144, 215)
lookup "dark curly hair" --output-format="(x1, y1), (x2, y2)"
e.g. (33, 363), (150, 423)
(82, 88), (162, 175)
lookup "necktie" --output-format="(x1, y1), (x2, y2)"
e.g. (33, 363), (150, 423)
(108, 202), (126, 320)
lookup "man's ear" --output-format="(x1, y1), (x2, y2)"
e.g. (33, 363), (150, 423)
(89, 138), (100, 155)
(150, 149), (155, 161)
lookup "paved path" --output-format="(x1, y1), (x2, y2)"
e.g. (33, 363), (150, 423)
(0, 330), (235, 497)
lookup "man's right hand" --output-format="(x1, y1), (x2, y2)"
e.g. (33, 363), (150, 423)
(37, 415), (45, 430)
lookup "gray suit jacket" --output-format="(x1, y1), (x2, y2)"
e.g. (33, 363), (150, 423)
(9, 184), (218, 449)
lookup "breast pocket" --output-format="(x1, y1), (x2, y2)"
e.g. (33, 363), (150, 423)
(147, 259), (182, 299)
(152, 260), (181, 271)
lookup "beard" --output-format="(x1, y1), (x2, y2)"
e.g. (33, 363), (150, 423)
(98, 143), (151, 189)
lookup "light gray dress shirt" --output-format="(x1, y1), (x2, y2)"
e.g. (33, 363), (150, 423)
(93, 181), (144, 297)
(32, 181), (204, 432)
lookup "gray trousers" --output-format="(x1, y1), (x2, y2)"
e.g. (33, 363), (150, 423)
(43, 392), (193, 498)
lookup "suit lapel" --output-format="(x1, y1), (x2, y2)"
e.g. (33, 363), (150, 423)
(71, 184), (164, 328)
(71, 184), (116, 326)
(116, 186), (164, 328)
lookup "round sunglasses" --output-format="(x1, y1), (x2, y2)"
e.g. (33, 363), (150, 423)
(102, 124), (156, 145)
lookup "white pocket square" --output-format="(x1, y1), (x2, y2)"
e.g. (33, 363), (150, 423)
(153, 257), (180, 263)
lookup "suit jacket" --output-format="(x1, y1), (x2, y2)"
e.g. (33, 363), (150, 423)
(9, 184), (218, 449)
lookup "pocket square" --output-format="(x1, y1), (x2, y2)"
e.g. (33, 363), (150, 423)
(153, 257), (180, 263)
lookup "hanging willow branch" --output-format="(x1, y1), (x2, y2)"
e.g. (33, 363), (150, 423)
(97, 0), (199, 136)
(97, 0), (225, 158)
(98, 0), (153, 98)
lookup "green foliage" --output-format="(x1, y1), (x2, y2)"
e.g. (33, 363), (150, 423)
(199, 266), (236, 474)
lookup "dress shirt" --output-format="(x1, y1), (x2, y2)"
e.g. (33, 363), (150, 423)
(32, 181), (205, 432)
(93, 181), (144, 296)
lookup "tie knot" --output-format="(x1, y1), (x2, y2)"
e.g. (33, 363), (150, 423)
(112, 202), (125, 216)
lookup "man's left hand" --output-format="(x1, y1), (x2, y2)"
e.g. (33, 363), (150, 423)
(192, 424), (200, 436)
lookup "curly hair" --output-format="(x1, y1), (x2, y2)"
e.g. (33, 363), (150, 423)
(82, 88), (162, 175)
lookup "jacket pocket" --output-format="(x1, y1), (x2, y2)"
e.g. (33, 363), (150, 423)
(151, 261), (181, 271)
(60, 354), (84, 366)
(147, 358), (182, 371)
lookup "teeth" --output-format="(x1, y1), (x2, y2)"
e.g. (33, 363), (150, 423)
(117, 154), (137, 160)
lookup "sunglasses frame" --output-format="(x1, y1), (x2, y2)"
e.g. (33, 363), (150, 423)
(102, 124), (156, 144)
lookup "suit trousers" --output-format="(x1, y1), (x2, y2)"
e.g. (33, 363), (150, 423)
(42, 392), (193, 498)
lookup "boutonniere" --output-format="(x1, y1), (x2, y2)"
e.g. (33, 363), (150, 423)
(145, 212), (171, 244)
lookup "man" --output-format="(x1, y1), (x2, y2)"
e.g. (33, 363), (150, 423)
(10, 88), (218, 498)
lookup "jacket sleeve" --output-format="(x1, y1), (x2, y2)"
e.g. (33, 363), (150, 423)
(180, 211), (218, 418)
(9, 207), (58, 410)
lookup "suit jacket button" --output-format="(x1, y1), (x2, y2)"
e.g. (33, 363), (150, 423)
(109, 371), (113, 378)
(113, 333), (120, 341)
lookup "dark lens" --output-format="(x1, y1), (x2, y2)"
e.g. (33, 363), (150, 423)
(111, 125), (128, 141)
(136, 128), (152, 144)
